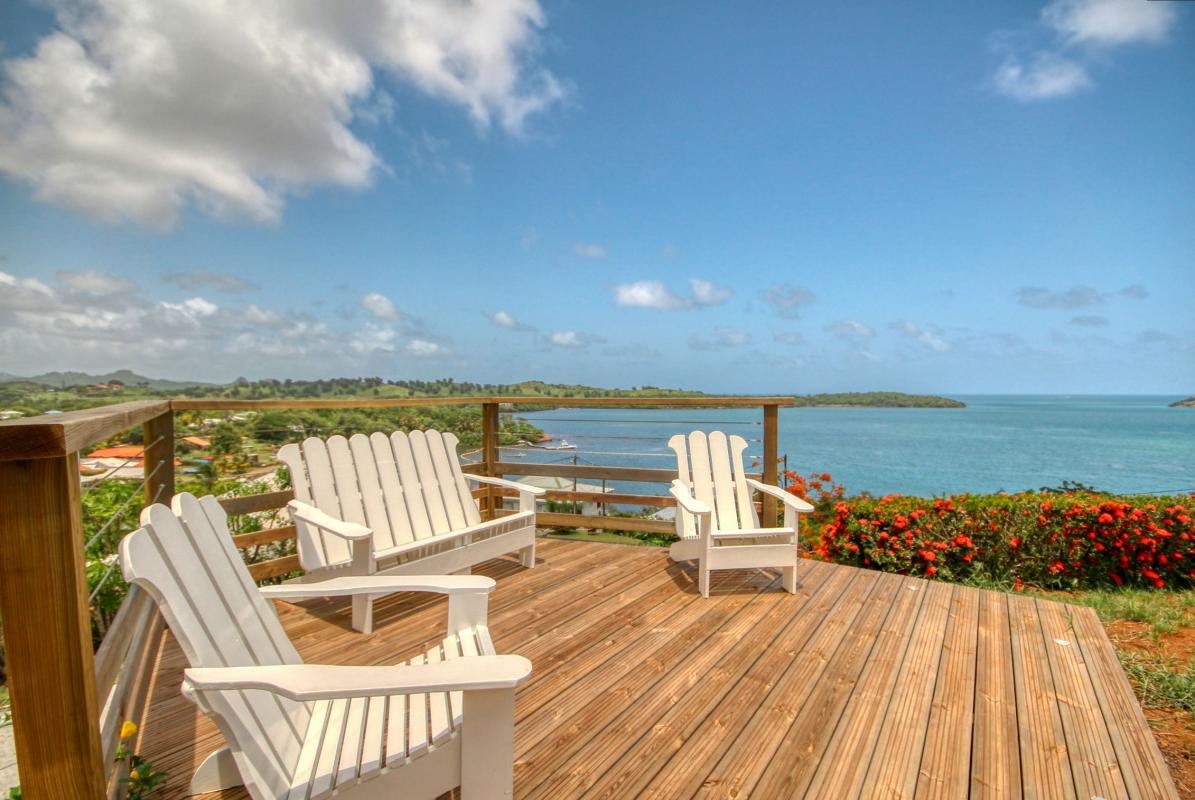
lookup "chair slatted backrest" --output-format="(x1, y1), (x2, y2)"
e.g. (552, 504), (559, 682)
(278, 430), (483, 571)
(669, 431), (759, 534)
(120, 494), (307, 798)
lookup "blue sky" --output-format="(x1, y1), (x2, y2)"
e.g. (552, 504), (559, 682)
(0, 0), (1191, 393)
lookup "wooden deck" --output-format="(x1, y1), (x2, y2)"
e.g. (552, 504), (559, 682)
(136, 538), (1178, 799)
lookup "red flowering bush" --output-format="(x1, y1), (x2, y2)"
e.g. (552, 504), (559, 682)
(810, 492), (1195, 590)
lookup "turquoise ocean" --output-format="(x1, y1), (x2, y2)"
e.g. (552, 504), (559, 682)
(510, 396), (1195, 498)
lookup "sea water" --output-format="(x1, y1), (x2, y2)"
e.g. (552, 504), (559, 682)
(512, 396), (1195, 498)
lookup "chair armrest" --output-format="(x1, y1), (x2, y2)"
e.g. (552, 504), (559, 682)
(669, 480), (711, 516)
(745, 479), (815, 512)
(467, 474), (545, 512)
(467, 474), (547, 495)
(287, 500), (372, 541)
(259, 574), (495, 600)
(184, 657), (532, 701)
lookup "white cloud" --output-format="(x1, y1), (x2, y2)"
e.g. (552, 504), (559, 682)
(57, 269), (136, 295)
(362, 292), (399, 321)
(244, 304), (282, 326)
(688, 327), (750, 351)
(689, 279), (731, 306)
(548, 330), (603, 348)
(1043, 0), (1177, 45)
(990, 0), (1177, 102)
(993, 52), (1091, 100)
(760, 284), (816, 319)
(826, 320), (876, 341)
(573, 242), (607, 259)
(491, 310), (534, 331)
(0, 271), (57, 311)
(613, 280), (686, 310)
(405, 338), (444, 357)
(773, 329), (804, 345)
(0, 0), (565, 228)
(612, 278), (731, 310)
(163, 267), (256, 293)
(349, 323), (397, 355)
(889, 320), (950, 352)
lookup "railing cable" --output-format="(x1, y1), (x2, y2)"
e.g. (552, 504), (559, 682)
(83, 460), (167, 552)
(80, 434), (166, 495)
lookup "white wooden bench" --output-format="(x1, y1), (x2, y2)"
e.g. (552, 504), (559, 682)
(278, 430), (544, 632)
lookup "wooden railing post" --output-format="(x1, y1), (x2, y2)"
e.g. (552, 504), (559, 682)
(0, 454), (107, 798)
(143, 409), (175, 507)
(762, 404), (779, 526)
(481, 402), (500, 520)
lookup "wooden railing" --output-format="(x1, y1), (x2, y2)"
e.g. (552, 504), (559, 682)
(0, 394), (791, 797)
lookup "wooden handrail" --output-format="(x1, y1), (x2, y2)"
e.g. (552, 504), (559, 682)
(171, 395), (794, 410)
(0, 399), (171, 461)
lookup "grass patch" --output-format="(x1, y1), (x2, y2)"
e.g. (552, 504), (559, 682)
(1118, 652), (1195, 715)
(1045, 588), (1195, 638)
(0, 686), (9, 727)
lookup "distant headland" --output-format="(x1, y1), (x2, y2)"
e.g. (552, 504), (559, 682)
(791, 392), (966, 408)
(1170, 396), (1195, 408)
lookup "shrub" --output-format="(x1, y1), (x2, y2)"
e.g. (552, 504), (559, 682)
(809, 492), (1194, 590)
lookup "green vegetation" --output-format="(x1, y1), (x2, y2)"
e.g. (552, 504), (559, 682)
(1118, 652), (1194, 712)
(1170, 396), (1195, 408)
(1059, 587), (1195, 638)
(791, 391), (965, 408)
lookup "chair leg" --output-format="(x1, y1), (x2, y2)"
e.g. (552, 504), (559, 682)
(461, 688), (518, 799)
(782, 564), (798, 594)
(698, 558), (710, 598)
(191, 746), (240, 794)
(520, 540), (536, 568)
(352, 594), (373, 634)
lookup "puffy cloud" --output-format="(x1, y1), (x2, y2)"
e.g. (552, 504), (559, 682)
(826, 320), (876, 341)
(573, 242), (607, 259)
(405, 338), (444, 357)
(548, 330), (603, 348)
(491, 310), (534, 331)
(689, 279), (731, 306)
(1070, 314), (1108, 327)
(889, 320), (950, 352)
(57, 269), (136, 295)
(990, 0), (1177, 102)
(759, 284), (816, 319)
(163, 267), (257, 293)
(993, 52), (1091, 101)
(612, 278), (731, 310)
(688, 327), (750, 350)
(0, 0), (565, 228)
(0, 266), (452, 378)
(362, 292), (399, 321)
(1042, 0), (1177, 45)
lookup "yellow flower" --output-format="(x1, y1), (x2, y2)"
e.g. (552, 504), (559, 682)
(120, 721), (138, 740)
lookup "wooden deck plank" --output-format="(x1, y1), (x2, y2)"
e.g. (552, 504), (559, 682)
(694, 568), (884, 799)
(915, 584), (981, 799)
(801, 573), (928, 799)
(1008, 593), (1076, 799)
(1037, 598), (1131, 799)
(128, 538), (1178, 800)
(580, 561), (841, 799)
(1071, 606), (1179, 800)
(970, 589), (1022, 800)
(857, 580), (956, 798)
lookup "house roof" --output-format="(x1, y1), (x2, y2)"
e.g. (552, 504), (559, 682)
(86, 445), (143, 459)
(179, 436), (210, 447)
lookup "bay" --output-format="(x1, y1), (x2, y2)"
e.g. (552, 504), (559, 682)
(511, 395), (1195, 498)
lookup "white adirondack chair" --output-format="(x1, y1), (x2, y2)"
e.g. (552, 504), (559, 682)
(120, 493), (531, 800)
(667, 431), (815, 597)
(278, 430), (544, 633)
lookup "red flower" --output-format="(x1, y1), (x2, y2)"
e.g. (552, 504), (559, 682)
(926, 565), (938, 577)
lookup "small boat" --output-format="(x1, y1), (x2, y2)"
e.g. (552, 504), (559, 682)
(551, 439), (577, 450)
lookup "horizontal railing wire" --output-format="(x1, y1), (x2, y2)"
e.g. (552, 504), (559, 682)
(80, 434), (166, 495)
(84, 459), (167, 552)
